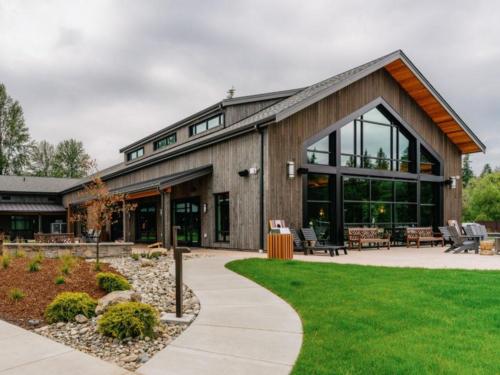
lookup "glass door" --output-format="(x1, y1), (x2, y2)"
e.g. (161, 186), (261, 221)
(135, 204), (157, 243)
(173, 198), (201, 246)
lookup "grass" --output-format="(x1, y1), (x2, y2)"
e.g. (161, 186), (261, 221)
(9, 288), (25, 301)
(227, 259), (500, 375)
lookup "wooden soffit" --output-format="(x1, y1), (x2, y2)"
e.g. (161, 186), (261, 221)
(384, 58), (483, 154)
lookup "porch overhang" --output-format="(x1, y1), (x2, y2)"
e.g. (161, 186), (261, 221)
(110, 164), (213, 198)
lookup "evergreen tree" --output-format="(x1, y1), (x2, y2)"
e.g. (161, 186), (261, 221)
(480, 163), (492, 177)
(30, 140), (55, 176)
(0, 83), (33, 175)
(52, 139), (92, 178)
(462, 155), (474, 187)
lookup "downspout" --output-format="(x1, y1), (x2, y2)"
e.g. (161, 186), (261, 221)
(255, 125), (265, 250)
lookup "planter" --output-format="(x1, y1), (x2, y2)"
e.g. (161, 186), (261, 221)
(480, 240), (495, 256)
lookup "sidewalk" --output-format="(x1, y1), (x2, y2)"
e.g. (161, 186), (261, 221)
(0, 320), (130, 375)
(138, 255), (303, 375)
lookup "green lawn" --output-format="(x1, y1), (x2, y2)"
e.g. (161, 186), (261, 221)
(226, 259), (500, 375)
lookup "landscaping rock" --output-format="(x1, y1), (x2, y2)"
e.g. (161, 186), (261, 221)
(140, 258), (155, 267)
(75, 314), (88, 324)
(28, 319), (40, 326)
(95, 290), (142, 315)
(35, 253), (207, 371)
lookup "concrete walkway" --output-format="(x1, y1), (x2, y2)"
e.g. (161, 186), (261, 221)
(138, 255), (303, 375)
(0, 319), (130, 375)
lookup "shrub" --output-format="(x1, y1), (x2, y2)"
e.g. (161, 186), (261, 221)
(14, 249), (26, 258)
(148, 251), (162, 259)
(96, 272), (131, 293)
(131, 253), (140, 261)
(98, 302), (158, 340)
(33, 252), (44, 264)
(59, 254), (77, 275)
(45, 292), (97, 323)
(9, 288), (25, 301)
(1, 254), (11, 269)
(55, 275), (66, 285)
(28, 259), (41, 272)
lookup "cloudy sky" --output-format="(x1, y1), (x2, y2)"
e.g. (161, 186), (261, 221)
(0, 0), (498, 173)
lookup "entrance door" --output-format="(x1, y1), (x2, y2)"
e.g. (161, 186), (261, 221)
(173, 198), (201, 246)
(135, 203), (157, 243)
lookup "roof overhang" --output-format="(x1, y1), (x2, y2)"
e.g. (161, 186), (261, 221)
(0, 203), (66, 213)
(276, 50), (485, 154)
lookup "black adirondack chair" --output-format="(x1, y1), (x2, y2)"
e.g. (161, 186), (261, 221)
(300, 228), (348, 256)
(290, 228), (308, 255)
(448, 226), (478, 254)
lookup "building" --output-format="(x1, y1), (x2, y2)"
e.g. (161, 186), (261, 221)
(0, 176), (80, 240)
(0, 51), (485, 249)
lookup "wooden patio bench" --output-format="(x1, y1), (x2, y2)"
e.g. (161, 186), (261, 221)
(406, 227), (444, 248)
(347, 228), (390, 251)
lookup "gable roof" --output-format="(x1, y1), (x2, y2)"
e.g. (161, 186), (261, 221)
(232, 50), (485, 153)
(0, 175), (82, 194)
(62, 50), (485, 193)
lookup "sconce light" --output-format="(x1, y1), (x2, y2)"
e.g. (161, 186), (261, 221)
(287, 161), (295, 179)
(444, 176), (460, 189)
(248, 167), (258, 175)
(203, 203), (207, 213)
(238, 169), (250, 177)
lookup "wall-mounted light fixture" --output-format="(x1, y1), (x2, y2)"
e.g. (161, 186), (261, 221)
(238, 169), (250, 177)
(287, 161), (295, 179)
(248, 167), (258, 175)
(203, 203), (207, 213)
(444, 175), (460, 189)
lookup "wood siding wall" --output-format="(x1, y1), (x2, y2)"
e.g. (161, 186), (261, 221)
(266, 69), (462, 230)
(64, 132), (263, 250)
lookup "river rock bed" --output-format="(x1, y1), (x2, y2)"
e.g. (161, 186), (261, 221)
(35, 253), (207, 371)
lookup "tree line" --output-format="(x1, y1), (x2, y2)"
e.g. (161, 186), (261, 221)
(462, 155), (499, 222)
(0, 83), (92, 178)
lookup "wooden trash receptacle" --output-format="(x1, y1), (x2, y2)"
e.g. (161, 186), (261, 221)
(267, 234), (293, 260)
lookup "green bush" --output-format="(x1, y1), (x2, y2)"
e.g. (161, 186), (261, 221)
(9, 288), (25, 301)
(148, 251), (162, 259)
(14, 249), (26, 258)
(28, 259), (41, 272)
(55, 275), (66, 285)
(1, 254), (11, 269)
(131, 253), (140, 261)
(45, 292), (97, 323)
(98, 302), (158, 339)
(33, 252), (44, 264)
(59, 254), (77, 275)
(96, 272), (131, 293)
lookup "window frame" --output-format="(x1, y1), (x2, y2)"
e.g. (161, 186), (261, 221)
(127, 147), (144, 161)
(214, 192), (230, 243)
(153, 133), (177, 151)
(189, 113), (224, 137)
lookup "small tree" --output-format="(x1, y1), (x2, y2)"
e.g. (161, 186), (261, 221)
(462, 155), (474, 188)
(480, 163), (493, 177)
(70, 176), (136, 267)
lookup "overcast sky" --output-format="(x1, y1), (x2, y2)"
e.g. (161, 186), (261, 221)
(0, 0), (498, 174)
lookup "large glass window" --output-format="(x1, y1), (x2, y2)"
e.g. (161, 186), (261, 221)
(306, 136), (330, 165)
(340, 105), (414, 172)
(420, 181), (438, 227)
(306, 174), (332, 241)
(343, 177), (418, 235)
(420, 146), (440, 175)
(215, 193), (230, 242)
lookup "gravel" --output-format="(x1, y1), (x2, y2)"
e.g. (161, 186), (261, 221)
(35, 253), (208, 371)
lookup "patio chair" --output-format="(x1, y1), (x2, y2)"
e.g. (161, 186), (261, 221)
(300, 228), (348, 256)
(448, 226), (478, 254)
(290, 228), (307, 255)
(438, 226), (455, 252)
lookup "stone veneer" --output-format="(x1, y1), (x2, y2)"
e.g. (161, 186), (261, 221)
(1, 242), (133, 259)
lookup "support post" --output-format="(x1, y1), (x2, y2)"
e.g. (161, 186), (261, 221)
(173, 225), (190, 318)
(123, 200), (128, 242)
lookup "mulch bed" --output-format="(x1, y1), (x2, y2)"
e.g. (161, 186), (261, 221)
(0, 257), (119, 328)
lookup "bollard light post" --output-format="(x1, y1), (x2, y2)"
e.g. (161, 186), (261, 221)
(172, 226), (190, 318)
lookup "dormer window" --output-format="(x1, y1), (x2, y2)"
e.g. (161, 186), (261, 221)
(189, 114), (224, 137)
(127, 147), (144, 161)
(154, 133), (177, 151)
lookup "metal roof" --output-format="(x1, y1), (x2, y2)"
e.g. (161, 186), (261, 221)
(0, 203), (66, 213)
(110, 165), (213, 195)
(0, 175), (82, 194)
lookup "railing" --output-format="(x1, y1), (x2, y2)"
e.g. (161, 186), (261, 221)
(34, 233), (75, 244)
